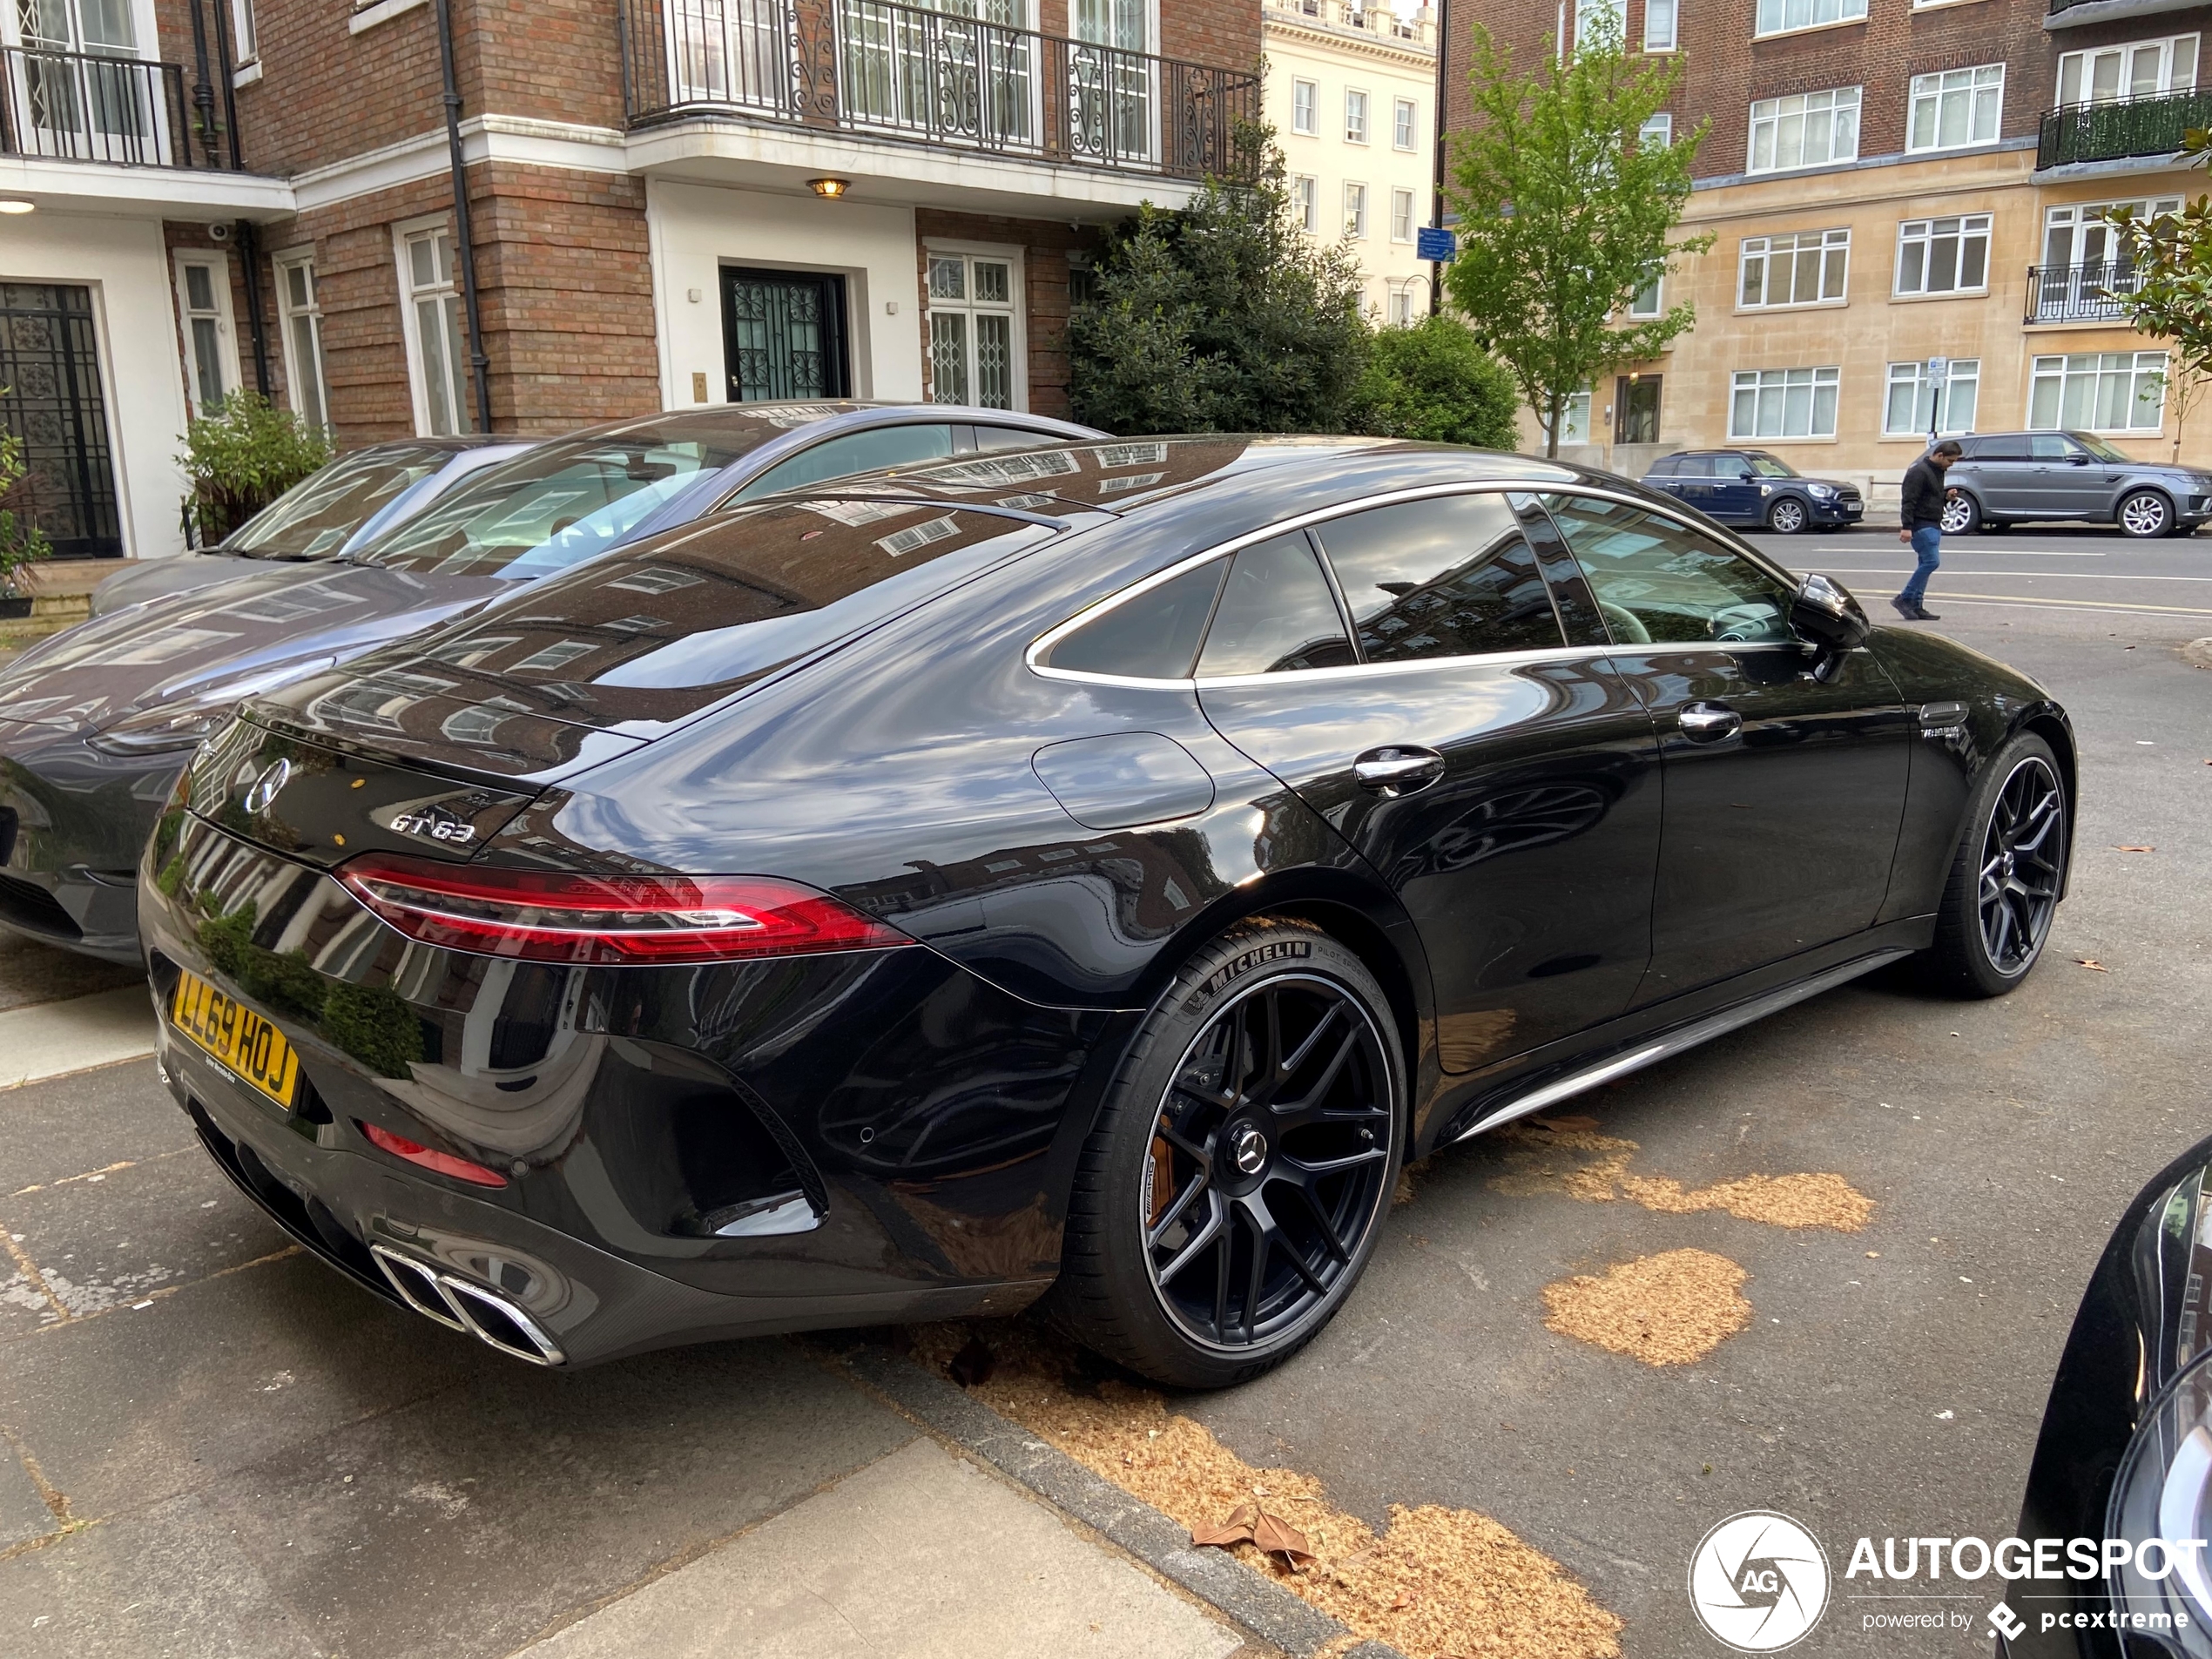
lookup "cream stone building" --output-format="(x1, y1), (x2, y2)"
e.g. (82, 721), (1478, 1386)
(1264, 0), (1440, 324)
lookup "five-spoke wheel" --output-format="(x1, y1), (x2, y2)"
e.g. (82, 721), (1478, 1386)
(1923, 732), (2068, 996)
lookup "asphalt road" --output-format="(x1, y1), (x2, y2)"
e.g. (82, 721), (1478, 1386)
(1, 523), (2204, 1657)
(1185, 523), (2212, 1656)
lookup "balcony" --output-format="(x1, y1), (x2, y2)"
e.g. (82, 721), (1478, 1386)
(2037, 87), (2212, 169)
(2047, 0), (2209, 30)
(2026, 259), (2148, 322)
(619, 0), (1260, 183)
(1, 45), (232, 170)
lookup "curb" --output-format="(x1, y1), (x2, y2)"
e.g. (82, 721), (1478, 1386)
(836, 1342), (1409, 1659)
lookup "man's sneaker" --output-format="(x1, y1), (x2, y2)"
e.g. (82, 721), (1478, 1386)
(1890, 596), (1919, 620)
(1913, 604), (1941, 620)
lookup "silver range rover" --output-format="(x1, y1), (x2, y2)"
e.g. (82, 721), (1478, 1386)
(1940, 430), (2212, 537)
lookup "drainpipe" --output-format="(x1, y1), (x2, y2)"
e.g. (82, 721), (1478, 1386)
(1430, 0), (1447, 317)
(182, 0), (216, 167)
(206, 0), (242, 169)
(435, 0), (495, 432)
(237, 219), (272, 397)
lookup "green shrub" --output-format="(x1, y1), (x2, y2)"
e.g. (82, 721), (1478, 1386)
(177, 391), (333, 546)
(1353, 316), (1522, 450)
(0, 396), (52, 594)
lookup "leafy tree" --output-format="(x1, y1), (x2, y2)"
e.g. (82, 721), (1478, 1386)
(2105, 138), (2212, 461)
(177, 390), (333, 546)
(1444, 16), (1711, 455)
(1354, 315), (1521, 448)
(0, 395), (52, 595)
(1071, 127), (1371, 435)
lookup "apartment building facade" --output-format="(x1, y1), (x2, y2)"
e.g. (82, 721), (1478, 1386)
(1450, 0), (2212, 489)
(1, 0), (1259, 562)
(1263, 0), (1438, 322)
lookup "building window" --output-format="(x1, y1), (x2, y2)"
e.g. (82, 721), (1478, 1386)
(1292, 174), (1318, 233)
(1292, 78), (1318, 135)
(1644, 0), (1677, 50)
(1345, 182), (1368, 238)
(2043, 198), (2182, 269)
(273, 253), (329, 432)
(1739, 229), (1850, 307)
(1755, 0), (1865, 36)
(1908, 64), (2004, 152)
(2029, 351), (2168, 431)
(1627, 273), (1663, 318)
(231, 0), (257, 61)
(1747, 88), (1860, 173)
(927, 248), (1022, 411)
(172, 252), (235, 419)
(1640, 112), (1673, 147)
(1885, 359), (1980, 435)
(1560, 385), (1593, 445)
(1575, 0), (1625, 45)
(1386, 287), (1416, 326)
(1895, 214), (1991, 295)
(2057, 36), (2198, 106)
(1730, 367), (1841, 439)
(1345, 89), (1369, 144)
(1393, 97), (1417, 150)
(396, 223), (473, 435)
(1068, 253), (1097, 307)
(1391, 188), (1415, 242)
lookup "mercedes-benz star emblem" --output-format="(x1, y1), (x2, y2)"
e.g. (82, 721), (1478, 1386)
(1687, 1511), (1831, 1652)
(241, 758), (291, 815)
(1231, 1125), (1268, 1176)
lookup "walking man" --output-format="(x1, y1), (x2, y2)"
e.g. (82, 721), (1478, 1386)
(1894, 439), (1962, 621)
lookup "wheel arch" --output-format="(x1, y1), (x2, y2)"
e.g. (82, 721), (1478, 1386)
(2013, 705), (2080, 900)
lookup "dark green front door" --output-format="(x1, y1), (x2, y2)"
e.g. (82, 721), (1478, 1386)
(0, 283), (122, 558)
(721, 269), (851, 402)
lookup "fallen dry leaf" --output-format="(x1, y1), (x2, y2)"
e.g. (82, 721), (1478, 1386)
(1251, 1508), (1318, 1566)
(1192, 1503), (1258, 1549)
(948, 1333), (995, 1387)
(2114, 845), (2155, 853)
(2075, 958), (2109, 972)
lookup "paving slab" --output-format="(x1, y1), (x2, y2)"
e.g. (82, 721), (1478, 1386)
(0, 988), (158, 1091)
(525, 1437), (1247, 1659)
(0, 1059), (194, 1196)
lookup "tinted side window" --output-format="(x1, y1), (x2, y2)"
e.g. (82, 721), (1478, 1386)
(1042, 558), (1226, 679)
(1311, 493), (1564, 663)
(1975, 437), (2028, 461)
(1541, 496), (1795, 644)
(729, 424), (957, 502)
(2029, 435), (2079, 461)
(971, 424), (1052, 453)
(1669, 455), (1714, 477)
(1196, 534), (1354, 677)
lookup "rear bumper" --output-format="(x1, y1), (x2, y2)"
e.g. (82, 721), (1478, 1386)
(0, 723), (176, 961)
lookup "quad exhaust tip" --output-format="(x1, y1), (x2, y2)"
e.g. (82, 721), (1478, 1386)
(369, 1243), (566, 1366)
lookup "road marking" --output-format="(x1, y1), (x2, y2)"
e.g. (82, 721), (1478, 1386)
(1908, 594), (2212, 617)
(1811, 569), (2212, 583)
(0, 986), (158, 1091)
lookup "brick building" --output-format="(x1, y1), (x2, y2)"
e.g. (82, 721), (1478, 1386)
(0, 0), (1259, 561)
(1449, 0), (2212, 490)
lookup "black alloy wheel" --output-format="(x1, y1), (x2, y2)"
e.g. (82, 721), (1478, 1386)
(2118, 489), (2173, 538)
(1767, 496), (1809, 534)
(1051, 920), (1403, 1388)
(1923, 733), (2067, 996)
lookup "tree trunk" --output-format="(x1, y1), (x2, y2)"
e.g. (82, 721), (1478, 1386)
(1546, 393), (1562, 459)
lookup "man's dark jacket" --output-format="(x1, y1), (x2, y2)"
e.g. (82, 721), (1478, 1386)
(1901, 456), (1952, 530)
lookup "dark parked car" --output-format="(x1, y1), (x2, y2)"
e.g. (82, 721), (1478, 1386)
(143, 437), (2074, 1388)
(91, 438), (531, 617)
(1941, 430), (2212, 537)
(2000, 1130), (2212, 1656)
(0, 402), (1098, 961)
(1642, 448), (1865, 534)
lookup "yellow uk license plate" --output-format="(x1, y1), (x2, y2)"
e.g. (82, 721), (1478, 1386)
(170, 971), (300, 1108)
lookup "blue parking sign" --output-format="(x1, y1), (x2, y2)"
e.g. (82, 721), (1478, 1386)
(1416, 226), (1456, 262)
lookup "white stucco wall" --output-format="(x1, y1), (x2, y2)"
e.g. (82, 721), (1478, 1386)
(2, 210), (191, 559)
(644, 179), (925, 408)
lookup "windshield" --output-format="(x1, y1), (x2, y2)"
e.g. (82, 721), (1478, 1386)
(350, 425), (770, 579)
(1743, 454), (1798, 478)
(225, 444), (455, 559)
(2073, 433), (2132, 462)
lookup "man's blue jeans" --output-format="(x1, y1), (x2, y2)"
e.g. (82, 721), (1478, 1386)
(1900, 523), (1941, 609)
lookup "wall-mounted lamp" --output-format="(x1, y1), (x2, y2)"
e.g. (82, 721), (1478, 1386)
(0, 199), (34, 215)
(807, 177), (851, 200)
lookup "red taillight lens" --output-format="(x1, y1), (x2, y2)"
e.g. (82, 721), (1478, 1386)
(334, 853), (912, 965)
(358, 1120), (509, 1188)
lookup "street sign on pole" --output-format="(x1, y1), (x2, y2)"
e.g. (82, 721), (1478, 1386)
(1925, 356), (1949, 445)
(1417, 226), (1457, 262)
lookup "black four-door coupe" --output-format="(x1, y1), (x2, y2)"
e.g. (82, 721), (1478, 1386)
(143, 438), (2075, 1387)
(1642, 448), (1865, 534)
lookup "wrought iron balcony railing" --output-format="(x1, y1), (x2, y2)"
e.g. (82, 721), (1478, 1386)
(620, 0), (1260, 181)
(2037, 88), (2212, 169)
(0, 45), (230, 169)
(2025, 259), (2148, 322)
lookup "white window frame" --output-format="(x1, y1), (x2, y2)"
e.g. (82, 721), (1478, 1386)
(394, 217), (475, 436)
(924, 240), (1028, 413)
(172, 248), (239, 421)
(1643, 0), (1676, 51)
(229, 0), (257, 62)
(1747, 87), (1861, 174)
(1894, 213), (1992, 297)
(1628, 270), (1663, 318)
(1884, 358), (1979, 436)
(1291, 173), (1318, 233)
(2029, 351), (2168, 432)
(1728, 366), (1842, 440)
(1737, 228), (1851, 309)
(2057, 35), (2198, 107)
(1390, 187), (1415, 243)
(1291, 77), (1318, 135)
(1574, 0), (1625, 47)
(1344, 86), (1369, 144)
(1754, 0), (1865, 37)
(1386, 286), (1415, 327)
(1907, 64), (2005, 154)
(1344, 181), (1368, 239)
(1640, 112), (1673, 147)
(273, 249), (331, 433)
(1393, 97), (1416, 151)
(1561, 385), (1594, 445)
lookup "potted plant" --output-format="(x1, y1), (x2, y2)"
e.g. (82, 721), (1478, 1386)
(176, 391), (333, 548)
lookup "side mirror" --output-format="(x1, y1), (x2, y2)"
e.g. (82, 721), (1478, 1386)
(1789, 573), (1870, 683)
(2070, 454), (2091, 465)
(1739, 469), (1757, 481)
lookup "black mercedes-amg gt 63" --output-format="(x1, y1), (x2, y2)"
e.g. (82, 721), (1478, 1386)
(140, 437), (2075, 1387)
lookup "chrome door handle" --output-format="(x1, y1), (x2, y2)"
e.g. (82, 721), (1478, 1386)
(1353, 745), (1446, 796)
(1678, 702), (1742, 742)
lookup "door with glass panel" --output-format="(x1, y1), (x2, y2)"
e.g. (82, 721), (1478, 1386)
(2040, 199), (2182, 319)
(1069, 0), (1152, 165)
(8, 0), (169, 163)
(2056, 35), (2197, 107)
(667, 0), (788, 112)
(926, 252), (1018, 409)
(721, 268), (851, 402)
(838, 0), (1035, 149)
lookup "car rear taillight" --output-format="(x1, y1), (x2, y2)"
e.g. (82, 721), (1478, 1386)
(334, 852), (911, 965)
(358, 1120), (509, 1187)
